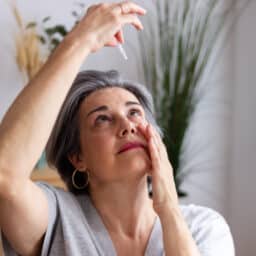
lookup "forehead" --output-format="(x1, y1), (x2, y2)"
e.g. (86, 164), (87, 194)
(80, 87), (140, 113)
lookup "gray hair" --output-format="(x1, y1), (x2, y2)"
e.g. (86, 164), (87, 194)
(46, 70), (162, 194)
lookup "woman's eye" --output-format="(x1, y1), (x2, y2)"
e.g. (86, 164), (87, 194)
(129, 109), (141, 117)
(95, 115), (111, 124)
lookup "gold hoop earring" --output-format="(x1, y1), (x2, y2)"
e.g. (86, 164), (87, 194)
(72, 169), (89, 190)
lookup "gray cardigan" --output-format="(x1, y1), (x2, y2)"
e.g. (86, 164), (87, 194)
(2, 182), (235, 256)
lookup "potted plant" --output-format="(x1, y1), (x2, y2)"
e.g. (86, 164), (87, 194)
(138, 0), (250, 196)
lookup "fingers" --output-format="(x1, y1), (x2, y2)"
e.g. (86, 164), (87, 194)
(137, 123), (160, 170)
(113, 1), (147, 16)
(137, 122), (149, 140)
(105, 38), (119, 47)
(148, 131), (161, 171)
(120, 13), (144, 30)
(115, 30), (124, 44)
(138, 123), (167, 160)
(137, 123), (160, 147)
(80, 1), (146, 52)
(148, 125), (162, 159)
(113, 1), (145, 31)
(105, 30), (123, 46)
(86, 4), (101, 15)
(138, 123), (161, 162)
(104, 29), (124, 47)
(152, 126), (168, 159)
(100, 3), (144, 48)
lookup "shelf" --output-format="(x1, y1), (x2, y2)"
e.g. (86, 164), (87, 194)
(31, 167), (66, 189)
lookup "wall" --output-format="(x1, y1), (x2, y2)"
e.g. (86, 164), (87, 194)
(228, 1), (256, 255)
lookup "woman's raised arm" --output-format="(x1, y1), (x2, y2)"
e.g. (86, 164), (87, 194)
(0, 2), (146, 255)
(0, 1), (145, 185)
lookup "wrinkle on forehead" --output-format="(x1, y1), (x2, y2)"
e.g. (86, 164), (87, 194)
(80, 87), (141, 117)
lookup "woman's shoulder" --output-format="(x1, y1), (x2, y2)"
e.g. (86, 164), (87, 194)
(31, 184), (101, 255)
(35, 181), (87, 214)
(179, 203), (230, 235)
(180, 204), (225, 223)
(179, 204), (235, 255)
(35, 181), (73, 200)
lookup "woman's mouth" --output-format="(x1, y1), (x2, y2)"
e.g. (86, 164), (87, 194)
(118, 142), (146, 154)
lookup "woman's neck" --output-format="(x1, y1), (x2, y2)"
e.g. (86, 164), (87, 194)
(89, 178), (157, 239)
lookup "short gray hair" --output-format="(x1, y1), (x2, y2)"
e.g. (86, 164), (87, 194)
(46, 70), (162, 194)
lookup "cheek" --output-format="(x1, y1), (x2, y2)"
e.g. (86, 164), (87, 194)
(82, 132), (115, 162)
(136, 115), (148, 126)
(82, 134), (117, 181)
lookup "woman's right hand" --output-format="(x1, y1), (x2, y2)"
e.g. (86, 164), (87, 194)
(68, 1), (146, 53)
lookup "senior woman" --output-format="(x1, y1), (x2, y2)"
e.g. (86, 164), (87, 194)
(0, 1), (234, 256)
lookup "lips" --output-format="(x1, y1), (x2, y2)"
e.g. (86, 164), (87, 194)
(118, 142), (146, 154)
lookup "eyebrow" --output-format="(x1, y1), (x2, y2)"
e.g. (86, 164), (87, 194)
(86, 101), (141, 118)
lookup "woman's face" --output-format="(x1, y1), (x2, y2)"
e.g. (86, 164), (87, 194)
(75, 87), (151, 185)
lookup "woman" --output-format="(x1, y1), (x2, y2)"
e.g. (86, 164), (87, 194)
(0, 1), (234, 256)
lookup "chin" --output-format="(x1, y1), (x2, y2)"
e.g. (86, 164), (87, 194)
(123, 155), (150, 175)
(117, 149), (151, 175)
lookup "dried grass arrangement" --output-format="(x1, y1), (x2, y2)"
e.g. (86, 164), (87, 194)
(9, 2), (76, 169)
(11, 4), (45, 81)
(10, 1), (86, 82)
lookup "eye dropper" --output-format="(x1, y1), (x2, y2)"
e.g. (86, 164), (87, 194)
(118, 44), (128, 60)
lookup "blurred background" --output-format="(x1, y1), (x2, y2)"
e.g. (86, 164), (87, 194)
(0, 0), (255, 255)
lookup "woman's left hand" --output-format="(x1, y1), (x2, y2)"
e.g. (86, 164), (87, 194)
(138, 123), (179, 215)
(138, 124), (202, 256)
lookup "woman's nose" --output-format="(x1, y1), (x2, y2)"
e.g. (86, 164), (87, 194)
(118, 118), (136, 137)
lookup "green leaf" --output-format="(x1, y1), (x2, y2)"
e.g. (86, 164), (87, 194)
(72, 11), (79, 17)
(26, 22), (36, 29)
(38, 35), (46, 44)
(42, 16), (51, 23)
(76, 2), (85, 8)
(51, 38), (61, 49)
(45, 25), (68, 37)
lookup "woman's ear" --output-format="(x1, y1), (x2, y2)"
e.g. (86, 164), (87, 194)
(68, 153), (87, 171)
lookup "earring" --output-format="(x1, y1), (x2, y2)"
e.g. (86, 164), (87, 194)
(72, 168), (89, 190)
